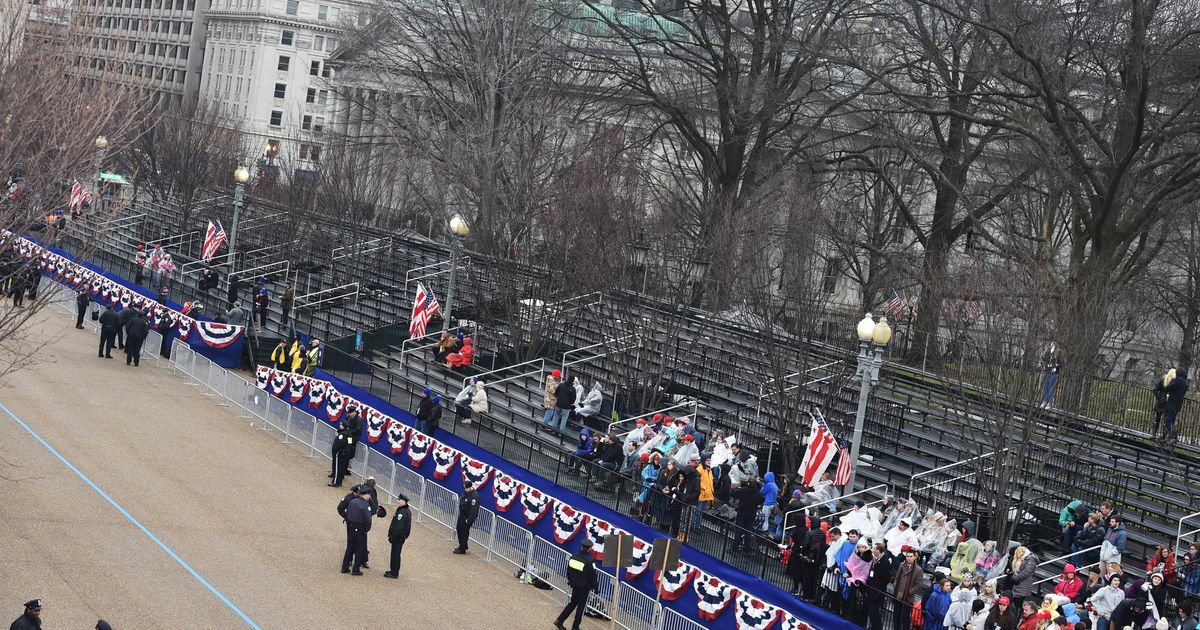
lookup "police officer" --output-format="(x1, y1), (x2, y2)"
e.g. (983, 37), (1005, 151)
(75, 284), (91, 329)
(554, 539), (599, 630)
(328, 406), (363, 487)
(98, 305), (119, 358)
(9, 598), (42, 630)
(383, 494), (413, 579)
(338, 485), (372, 575)
(452, 483), (480, 554)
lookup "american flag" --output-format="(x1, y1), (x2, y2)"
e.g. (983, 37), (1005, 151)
(832, 430), (853, 486)
(884, 289), (905, 320)
(69, 181), (92, 213)
(409, 283), (440, 338)
(797, 409), (840, 487)
(200, 220), (227, 261)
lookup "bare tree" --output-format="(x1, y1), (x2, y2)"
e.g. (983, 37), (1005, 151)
(1144, 205), (1200, 375)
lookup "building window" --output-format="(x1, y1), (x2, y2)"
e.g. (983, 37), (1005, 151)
(273, 83), (287, 98)
(302, 115), (313, 130)
(269, 110), (282, 126)
(321, 64), (331, 79)
(309, 60), (319, 76)
(317, 89), (328, 105)
(280, 30), (293, 45)
(277, 55), (289, 71)
(285, 0), (297, 15)
(305, 88), (316, 103)
(318, 4), (336, 19)
(299, 144), (321, 161)
(313, 35), (324, 51)
(313, 116), (324, 132)
(820, 258), (841, 294)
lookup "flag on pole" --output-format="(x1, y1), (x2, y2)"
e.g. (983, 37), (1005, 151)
(884, 289), (905, 320)
(832, 430), (853, 487)
(69, 181), (92, 214)
(797, 410), (839, 487)
(409, 283), (441, 338)
(200, 221), (227, 261)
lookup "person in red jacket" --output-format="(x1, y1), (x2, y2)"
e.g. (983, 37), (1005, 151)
(1017, 601), (1040, 630)
(1146, 545), (1177, 585)
(444, 337), (474, 368)
(1053, 563), (1084, 602)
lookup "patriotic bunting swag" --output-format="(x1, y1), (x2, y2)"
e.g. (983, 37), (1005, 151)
(460, 457), (492, 492)
(256, 366), (271, 389)
(779, 613), (813, 630)
(365, 409), (389, 443)
(431, 444), (460, 480)
(492, 474), (520, 512)
(583, 517), (619, 561)
(694, 572), (739, 621)
(385, 420), (409, 455)
(308, 380), (327, 408)
(407, 432), (433, 467)
(521, 486), (553, 526)
(325, 391), (346, 423)
(195, 321), (244, 349)
(553, 504), (586, 544)
(269, 371), (288, 396)
(655, 562), (698, 601)
(733, 593), (781, 630)
(288, 374), (309, 403)
(626, 538), (653, 579)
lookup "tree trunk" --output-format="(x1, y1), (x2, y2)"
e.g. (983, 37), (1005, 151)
(911, 211), (953, 370)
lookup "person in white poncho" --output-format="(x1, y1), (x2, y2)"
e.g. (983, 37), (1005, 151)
(671, 434), (699, 467)
(575, 381), (603, 418)
(839, 500), (883, 544)
(885, 518), (920, 561)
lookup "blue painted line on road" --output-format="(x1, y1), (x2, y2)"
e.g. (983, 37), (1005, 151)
(0, 401), (263, 630)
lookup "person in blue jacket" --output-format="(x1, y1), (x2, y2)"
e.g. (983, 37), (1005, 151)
(565, 428), (594, 477)
(760, 472), (779, 532)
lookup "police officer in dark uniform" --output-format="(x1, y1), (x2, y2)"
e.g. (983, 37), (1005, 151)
(75, 284), (91, 329)
(9, 598), (43, 630)
(384, 494), (413, 579)
(554, 539), (599, 630)
(328, 406), (363, 487)
(452, 484), (480, 554)
(338, 485), (372, 575)
(98, 305), (119, 358)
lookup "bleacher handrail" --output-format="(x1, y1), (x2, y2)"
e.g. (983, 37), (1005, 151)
(910, 449), (1008, 488)
(606, 399), (699, 437)
(463, 357), (545, 389)
(779, 483), (890, 543)
(398, 326), (471, 364)
(561, 333), (640, 378)
(229, 259), (290, 282)
(332, 236), (392, 260)
(295, 282), (359, 310)
(548, 290), (603, 314)
(1176, 511), (1200, 558)
(1032, 548), (1103, 584)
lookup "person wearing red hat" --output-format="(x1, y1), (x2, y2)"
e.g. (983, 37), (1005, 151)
(985, 597), (1018, 630)
(540, 369), (561, 432)
(133, 244), (147, 285)
(1054, 563), (1084, 601)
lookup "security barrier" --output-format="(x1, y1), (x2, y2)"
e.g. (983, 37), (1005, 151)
(155, 338), (717, 630)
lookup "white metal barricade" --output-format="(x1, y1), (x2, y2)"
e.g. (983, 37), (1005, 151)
(528, 536), (571, 594)
(469, 507), (495, 549)
(485, 514), (534, 569)
(658, 607), (709, 630)
(422, 481), (460, 531)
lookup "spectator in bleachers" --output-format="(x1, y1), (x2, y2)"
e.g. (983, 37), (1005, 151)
(892, 547), (924, 630)
(886, 518), (920, 562)
(280, 284), (294, 327)
(1008, 546), (1039, 600)
(575, 381), (602, 419)
(1053, 564), (1084, 602)
(288, 336), (304, 372)
(227, 301), (247, 327)
(692, 453), (715, 529)
(1181, 542), (1200, 599)
(134, 244), (147, 285)
(1146, 571), (1169, 622)
(1146, 545), (1177, 586)
(616, 440), (640, 479)
(254, 288), (269, 328)
(1060, 500), (1085, 552)
(199, 266), (219, 293)
(152, 253), (175, 287)
(1101, 516), (1127, 575)
(552, 375), (577, 435)
(565, 427), (594, 477)
(1086, 573), (1124, 630)
(454, 378), (480, 425)
(1039, 343), (1065, 409)
(924, 576), (954, 630)
(727, 443), (758, 488)
(541, 369), (560, 431)
(590, 433), (623, 486)
(885, 499), (919, 534)
(760, 472), (779, 532)
(709, 430), (731, 466)
(670, 457), (700, 540)
(821, 529), (850, 608)
(651, 457), (679, 530)
(1016, 601), (1040, 630)
(945, 574), (978, 630)
(1072, 513), (1104, 567)
(443, 337), (474, 369)
(622, 419), (648, 451)
(976, 541), (1001, 582)
(1177, 605), (1198, 630)
(1162, 369), (1189, 442)
(1107, 592), (1148, 630)
(713, 460), (733, 518)
(1152, 368), (1174, 437)
(671, 434), (699, 467)
(729, 477), (758, 549)
(635, 453), (659, 522)
(414, 389), (441, 435)
(433, 331), (458, 362)
(984, 596), (1017, 630)
(1078, 569), (1104, 605)
(949, 540), (983, 584)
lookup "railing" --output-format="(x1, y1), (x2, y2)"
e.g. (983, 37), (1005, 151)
(166, 342), (709, 630)
(332, 236), (392, 260)
(229, 259), (290, 283)
(1177, 511), (1200, 558)
(548, 290), (603, 314)
(561, 333), (640, 379)
(294, 282), (359, 311)
(1032, 546), (1103, 585)
(464, 357), (546, 389)
(778, 484), (889, 542)
(909, 449), (1007, 505)
(606, 399), (700, 438)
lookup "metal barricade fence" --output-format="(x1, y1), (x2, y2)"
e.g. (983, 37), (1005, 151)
(422, 481), (461, 532)
(156, 345), (736, 630)
(486, 514), (534, 570)
(469, 506), (496, 550)
(658, 607), (709, 630)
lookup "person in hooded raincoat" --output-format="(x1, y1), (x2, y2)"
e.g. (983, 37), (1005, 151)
(943, 574), (978, 629)
(924, 577), (954, 630)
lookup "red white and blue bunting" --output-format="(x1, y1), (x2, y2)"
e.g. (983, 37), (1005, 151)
(288, 374), (309, 403)
(779, 613), (813, 630)
(385, 420), (409, 455)
(521, 486), (553, 526)
(256, 366), (271, 389)
(583, 517), (622, 561)
(269, 371), (288, 396)
(655, 562), (698, 601)
(365, 408), (389, 443)
(695, 571), (739, 621)
(432, 443), (460, 480)
(177, 315), (194, 339)
(460, 456), (492, 492)
(733, 593), (781, 630)
(492, 473), (520, 512)
(407, 432), (433, 467)
(553, 503), (586, 544)
(325, 390), (346, 423)
(626, 538), (654, 579)
(307, 380), (327, 408)
(195, 321), (244, 349)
